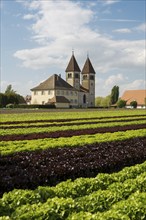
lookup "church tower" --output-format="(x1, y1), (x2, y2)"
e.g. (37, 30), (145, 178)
(65, 52), (81, 90)
(81, 56), (96, 106)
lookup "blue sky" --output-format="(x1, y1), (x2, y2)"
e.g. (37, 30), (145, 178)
(1, 0), (146, 97)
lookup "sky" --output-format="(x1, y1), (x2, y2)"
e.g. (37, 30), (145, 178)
(1, 0), (146, 97)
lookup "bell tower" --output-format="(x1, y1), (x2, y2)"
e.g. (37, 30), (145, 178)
(65, 52), (81, 90)
(81, 56), (96, 106)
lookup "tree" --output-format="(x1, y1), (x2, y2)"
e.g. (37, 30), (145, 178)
(95, 96), (111, 107)
(117, 99), (126, 108)
(5, 84), (16, 94)
(130, 100), (137, 108)
(0, 93), (7, 107)
(0, 85), (26, 107)
(110, 85), (119, 105)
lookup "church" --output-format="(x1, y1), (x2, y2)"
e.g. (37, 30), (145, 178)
(31, 53), (96, 108)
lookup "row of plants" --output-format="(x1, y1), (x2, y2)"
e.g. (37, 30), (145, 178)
(0, 136), (145, 195)
(0, 109), (144, 123)
(0, 129), (146, 155)
(0, 119), (146, 136)
(0, 161), (146, 219)
(1, 115), (146, 129)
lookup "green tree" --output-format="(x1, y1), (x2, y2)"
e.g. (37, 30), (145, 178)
(95, 97), (104, 107)
(5, 84), (16, 94)
(0, 93), (8, 107)
(0, 85), (26, 107)
(110, 86), (119, 105)
(130, 100), (137, 108)
(117, 99), (126, 108)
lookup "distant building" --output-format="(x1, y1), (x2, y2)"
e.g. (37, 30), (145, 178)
(31, 53), (96, 108)
(121, 90), (146, 108)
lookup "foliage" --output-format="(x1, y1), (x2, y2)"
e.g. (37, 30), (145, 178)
(95, 96), (111, 107)
(117, 99), (127, 108)
(130, 100), (137, 108)
(0, 93), (7, 108)
(5, 85), (16, 94)
(0, 85), (26, 107)
(110, 85), (119, 105)
(0, 162), (146, 219)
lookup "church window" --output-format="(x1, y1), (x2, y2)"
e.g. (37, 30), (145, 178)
(68, 73), (72, 78)
(83, 75), (87, 80)
(90, 75), (94, 80)
(75, 73), (79, 78)
(83, 94), (86, 104)
(57, 90), (60, 95)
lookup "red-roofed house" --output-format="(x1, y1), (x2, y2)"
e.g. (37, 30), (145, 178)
(121, 90), (146, 108)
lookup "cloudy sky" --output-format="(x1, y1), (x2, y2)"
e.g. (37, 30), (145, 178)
(1, 0), (146, 97)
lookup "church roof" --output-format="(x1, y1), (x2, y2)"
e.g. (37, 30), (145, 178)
(31, 74), (76, 91)
(121, 90), (146, 105)
(81, 57), (96, 74)
(65, 54), (81, 72)
(49, 96), (70, 103)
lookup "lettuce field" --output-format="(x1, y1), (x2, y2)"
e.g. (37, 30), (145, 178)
(0, 109), (146, 219)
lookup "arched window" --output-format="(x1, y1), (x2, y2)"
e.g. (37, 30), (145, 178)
(83, 94), (86, 104)
(68, 73), (72, 78)
(83, 75), (87, 80)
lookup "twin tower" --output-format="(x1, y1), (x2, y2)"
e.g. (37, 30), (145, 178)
(65, 52), (96, 107)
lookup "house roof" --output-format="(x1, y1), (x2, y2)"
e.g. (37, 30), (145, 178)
(49, 96), (70, 103)
(65, 54), (81, 72)
(81, 57), (96, 74)
(31, 74), (77, 91)
(80, 85), (89, 93)
(121, 90), (146, 105)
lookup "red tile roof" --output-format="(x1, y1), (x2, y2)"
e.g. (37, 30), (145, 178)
(121, 90), (146, 106)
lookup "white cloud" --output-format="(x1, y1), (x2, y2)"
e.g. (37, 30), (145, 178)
(102, 0), (120, 5)
(120, 79), (146, 95)
(23, 14), (36, 20)
(13, 0), (145, 93)
(105, 74), (124, 86)
(100, 18), (141, 22)
(134, 23), (146, 32)
(113, 28), (132, 33)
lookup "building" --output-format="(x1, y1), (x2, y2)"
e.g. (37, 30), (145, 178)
(31, 53), (96, 108)
(121, 90), (146, 108)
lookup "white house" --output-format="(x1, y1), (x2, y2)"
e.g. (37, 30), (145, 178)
(31, 53), (96, 108)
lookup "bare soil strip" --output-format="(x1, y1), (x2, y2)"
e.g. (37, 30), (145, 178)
(0, 117), (145, 129)
(0, 114), (145, 125)
(0, 124), (146, 141)
(0, 137), (145, 196)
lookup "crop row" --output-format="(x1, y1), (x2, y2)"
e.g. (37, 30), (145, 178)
(0, 161), (146, 219)
(0, 116), (146, 129)
(0, 109), (145, 123)
(0, 128), (146, 155)
(0, 136), (145, 195)
(0, 119), (146, 136)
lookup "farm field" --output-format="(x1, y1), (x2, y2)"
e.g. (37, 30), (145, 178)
(0, 109), (146, 219)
